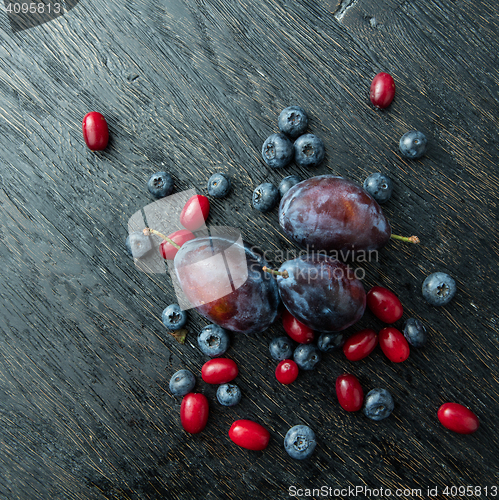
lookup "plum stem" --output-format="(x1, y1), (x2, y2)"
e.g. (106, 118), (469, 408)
(143, 228), (181, 249)
(262, 266), (289, 279)
(391, 234), (420, 244)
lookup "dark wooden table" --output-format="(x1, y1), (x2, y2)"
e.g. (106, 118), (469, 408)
(1, 0), (498, 498)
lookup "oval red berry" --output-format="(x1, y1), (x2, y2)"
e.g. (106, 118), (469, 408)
(275, 359), (299, 385)
(282, 309), (314, 344)
(160, 229), (195, 260)
(336, 374), (364, 412)
(180, 393), (209, 434)
(366, 286), (403, 323)
(82, 111), (109, 151)
(370, 72), (396, 109)
(343, 328), (378, 361)
(180, 195), (210, 231)
(229, 419), (270, 451)
(201, 358), (238, 384)
(437, 403), (479, 434)
(379, 327), (410, 363)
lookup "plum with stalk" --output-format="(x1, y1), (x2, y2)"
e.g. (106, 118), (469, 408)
(264, 254), (366, 333)
(144, 228), (280, 335)
(279, 175), (419, 254)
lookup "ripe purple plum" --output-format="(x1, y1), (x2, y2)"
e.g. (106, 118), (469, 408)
(279, 175), (392, 253)
(174, 233), (280, 334)
(274, 254), (366, 332)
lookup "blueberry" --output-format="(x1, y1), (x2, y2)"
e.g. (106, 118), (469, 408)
(363, 388), (394, 421)
(169, 369), (195, 396)
(252, 182), (279, 212)
(262, 133), (294, 168)
(269, 336), (293, 361)
(197, 324), (230, 357)
(207, 172), (231, 198)
(216, 383), (242, 406)
(317, 332), (346, 353)
(294, 134), (325, 168)
(403, 318), (427, 347)
(422, 272), (456, 306)
(161, 304), (187, 330)
(284, 425), (316, 460)
(363, 172), (393, 204)
(278, 175), (302, 198)
(147, 171), (174, 198)
(293, 344), (321, 370)
(399, 131), (428, 159)
(125, 231), (153, 259)
(278, 106), (309, 139)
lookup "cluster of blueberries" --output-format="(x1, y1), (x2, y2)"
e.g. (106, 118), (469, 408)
(253, 173), (303, 213)
(141, 107), (428, 225)
(262, 106), (325, 169)
(252, 106), (325, 212)
(251, 106), (428, 213)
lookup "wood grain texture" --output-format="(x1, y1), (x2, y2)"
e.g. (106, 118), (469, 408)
(0, 0), (498, 498)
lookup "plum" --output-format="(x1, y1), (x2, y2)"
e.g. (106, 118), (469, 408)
(279, 175), (392, 253)
(174, 232), (280, 334)
(275, 254), (366, 332)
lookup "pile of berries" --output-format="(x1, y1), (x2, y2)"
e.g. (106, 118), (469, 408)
(267, 282), (477, 434)
(169, 341), (316, 458)
(253, 106), (325, 213)
(112, 73), (477, 460)
(268, 286), (411, 421)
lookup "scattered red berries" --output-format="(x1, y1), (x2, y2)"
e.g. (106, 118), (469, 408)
(366, 286), (403, 323)
(343, 328), (378, 361)
(82, 111), (109, 151)
(275, 359), (299, 384)
(180, 393), (209, 434)
(229, 419), (270, 450)
(201, 358), (238, 384)
(180, 194), (210, 231)
(370, 72), (396, 109)
(437, 403), (479, 434)
(282, 309), (315, 344)
(336, 374), (364, 412)
(160, 229), (195, 260)
(379, 327), (410, 363)
(159, 95), (481, 453)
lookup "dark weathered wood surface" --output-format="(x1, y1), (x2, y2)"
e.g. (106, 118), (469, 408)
(0, 0), (498, 498)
